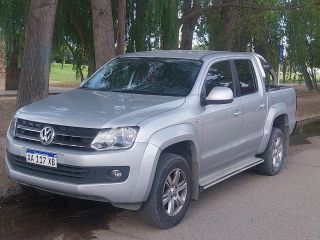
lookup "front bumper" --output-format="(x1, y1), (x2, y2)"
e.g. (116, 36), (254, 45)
(5, 134), (160, 203)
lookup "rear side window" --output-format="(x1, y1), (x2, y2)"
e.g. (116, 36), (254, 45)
(204, 61), (234, 97)
(234, 60), (258, 96)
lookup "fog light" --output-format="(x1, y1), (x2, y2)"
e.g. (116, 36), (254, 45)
(110, 169), (122, 178)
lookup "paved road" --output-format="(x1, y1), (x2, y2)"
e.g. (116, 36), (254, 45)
(1, 136), (320, 240)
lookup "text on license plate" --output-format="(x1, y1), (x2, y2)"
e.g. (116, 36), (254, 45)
(26, 149), (58, 168)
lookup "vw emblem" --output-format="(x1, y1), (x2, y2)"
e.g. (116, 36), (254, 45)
(40, 127), (55, 145)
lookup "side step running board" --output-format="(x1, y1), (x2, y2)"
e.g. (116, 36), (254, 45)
(199, 157), (264, 192)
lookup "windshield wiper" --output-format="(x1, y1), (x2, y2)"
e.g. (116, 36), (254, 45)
(111, 89), (158, 95)
(81, 87), (183, 97)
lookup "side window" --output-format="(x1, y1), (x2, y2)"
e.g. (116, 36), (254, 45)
(204, 61), (234, 97)
(234, 60), (258, 96)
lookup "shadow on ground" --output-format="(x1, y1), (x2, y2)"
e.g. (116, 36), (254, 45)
(0, 190), (121, 240)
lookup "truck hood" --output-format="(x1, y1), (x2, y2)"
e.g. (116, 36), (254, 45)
(18, 89), (185, 128)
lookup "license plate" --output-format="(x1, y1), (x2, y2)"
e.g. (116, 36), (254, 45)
(26, 149), (57, 168)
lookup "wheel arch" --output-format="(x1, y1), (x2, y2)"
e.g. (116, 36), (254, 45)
(257, 102), (289, 154)
(161, 140), (199, 200)
(130, 124), (201, 203)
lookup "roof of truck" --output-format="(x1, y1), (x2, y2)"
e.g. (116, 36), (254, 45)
(120, 50), (257, 61)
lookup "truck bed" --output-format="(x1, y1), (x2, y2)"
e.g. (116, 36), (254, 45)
(266, 86), (296, 134)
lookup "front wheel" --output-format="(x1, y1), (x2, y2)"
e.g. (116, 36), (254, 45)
(140, 153), (191, 228)
(256, 127), (286, 176)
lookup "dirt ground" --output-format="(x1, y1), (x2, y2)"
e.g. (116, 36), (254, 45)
(0, 86), (319, 198)
(295, 86), (320, 120)
(0, 97), (19, 197)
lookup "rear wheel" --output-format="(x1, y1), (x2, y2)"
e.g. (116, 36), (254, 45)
(140, 153), (191, 228)
(256, 127), (285, 176)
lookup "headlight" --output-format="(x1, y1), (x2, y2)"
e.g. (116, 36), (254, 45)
(9, 112), (18, 137)
(91, 127), (139, 151)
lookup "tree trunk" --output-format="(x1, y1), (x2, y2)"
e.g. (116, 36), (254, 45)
(222, 6), (240, 50)
(126, 0), (135, 53)
(0, 44), (4, 90)
(282, 59), (287, 84)
(302, 65), (314, 91)
(180, 0), (200, 50)
(135, 0), (146, 51)
(5, 39), (20, 90)
(288, 65), (292, 81)
(87, 54), (95, 77)
(180, 22), (193, 50)
(221, 0), (246, 51)
(5, 66), (20, 90)
(116, 0), (126, 55)
(78, 67), (84, 82)
(91, 0), (115, 69)
(17, 0), (58, 108)
(310, 68), (319, 91)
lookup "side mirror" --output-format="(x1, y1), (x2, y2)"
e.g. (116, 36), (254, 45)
(202, 87), (234, 105)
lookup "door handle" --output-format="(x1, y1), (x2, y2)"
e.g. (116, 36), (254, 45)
(259, 104), (266, 109)
(234, 110), (242, 117)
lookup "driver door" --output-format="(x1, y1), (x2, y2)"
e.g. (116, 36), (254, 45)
(200, 60), (243, 176)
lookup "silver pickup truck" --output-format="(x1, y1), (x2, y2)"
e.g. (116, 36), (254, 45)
(5, 50), (296, 228)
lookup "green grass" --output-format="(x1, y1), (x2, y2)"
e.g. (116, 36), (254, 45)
(49, 63), (88, 86)
(278, 72), (320, 84)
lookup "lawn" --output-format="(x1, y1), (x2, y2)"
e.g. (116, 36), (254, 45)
(49, 63), (88, 87)
(278, 72), (320, 84)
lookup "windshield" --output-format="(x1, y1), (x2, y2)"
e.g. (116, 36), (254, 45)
(81, 57), (203, 97)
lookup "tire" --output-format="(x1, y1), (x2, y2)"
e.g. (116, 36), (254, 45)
(140, 153), (192, 229)
(256, 127), (286, 176)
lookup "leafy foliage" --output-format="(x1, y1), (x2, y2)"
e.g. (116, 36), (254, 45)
(1, 0), (320, 89)
(0, 0), (29, 65)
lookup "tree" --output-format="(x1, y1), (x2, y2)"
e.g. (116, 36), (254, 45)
(91, 0), (115, 68)
(0, 0), (29, 90)
(286, 0), (320, 91)
(160, 0), (178, 49)
(135, 0), (146, 51)
(180, 0), (200, 50)
(56, 0), (96, 77)
(116, 0), (126, 55)
(17, 0), (58, 108)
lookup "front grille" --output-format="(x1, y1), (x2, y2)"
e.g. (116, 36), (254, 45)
(7, 150), (130, 184)
(14, 118), (100, 151)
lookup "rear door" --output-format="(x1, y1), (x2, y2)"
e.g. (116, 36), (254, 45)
(233, 59), (267, 157)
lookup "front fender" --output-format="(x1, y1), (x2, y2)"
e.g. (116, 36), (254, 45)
(130, 124), (201, 202)
(257, 102), (288, 154)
